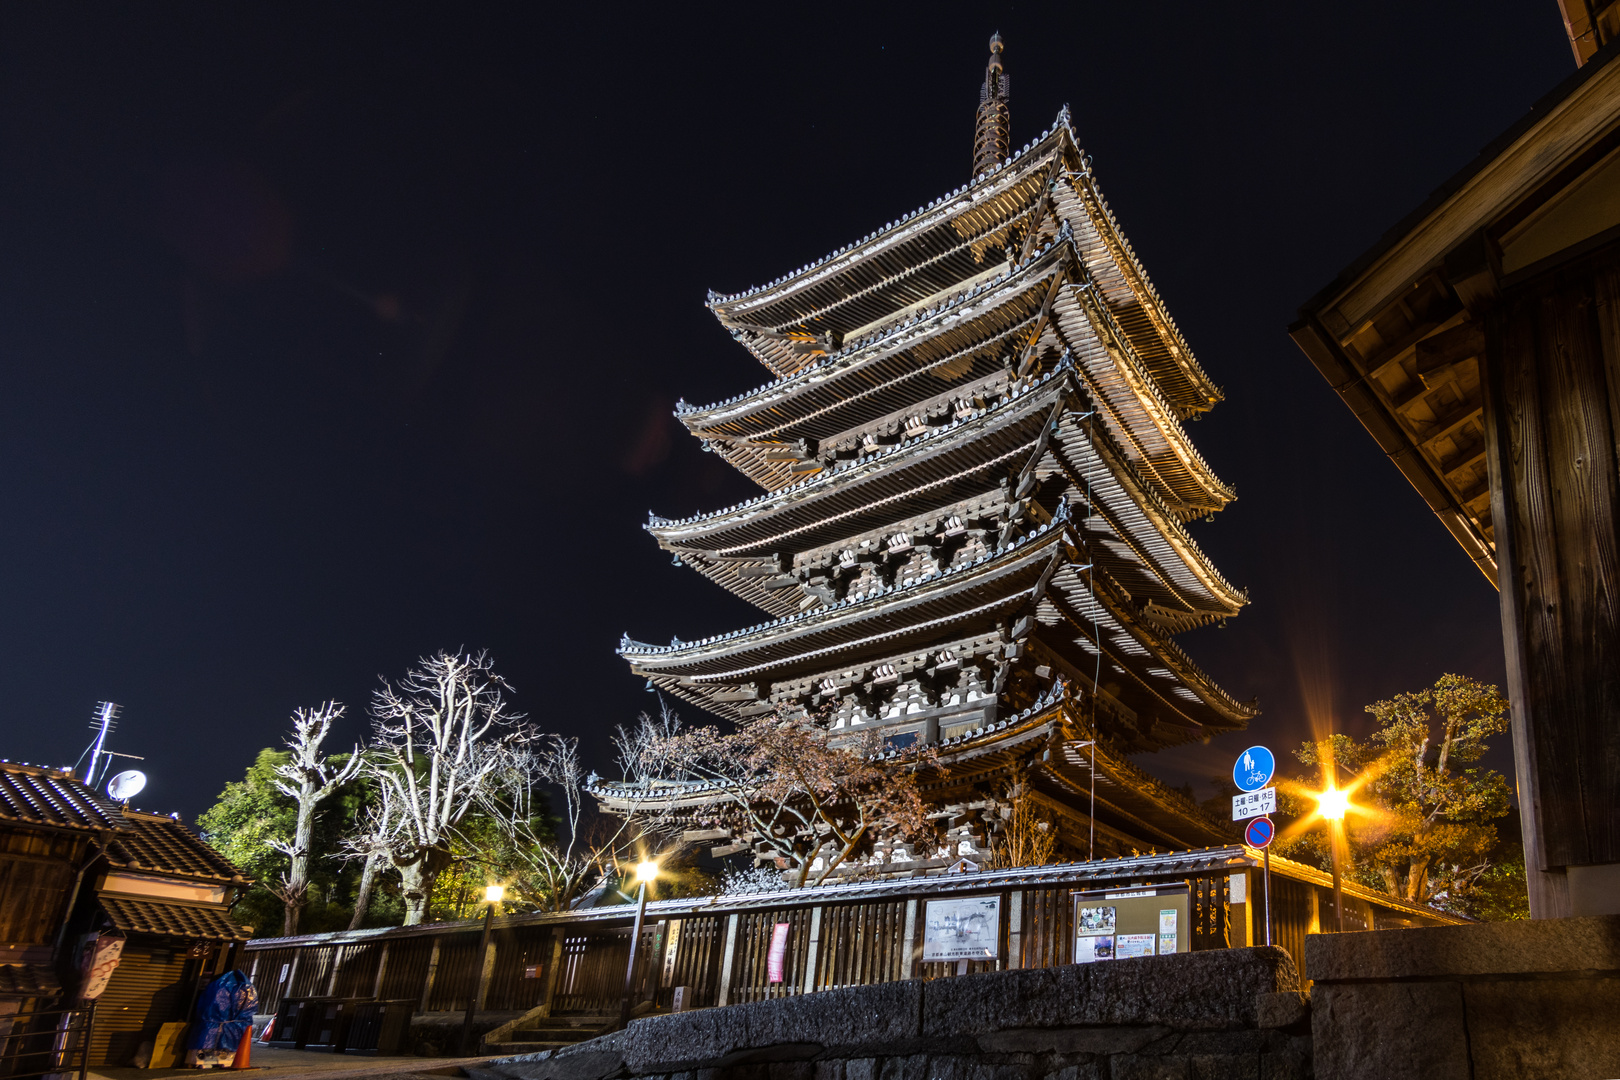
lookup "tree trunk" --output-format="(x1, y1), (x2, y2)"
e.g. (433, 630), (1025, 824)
(398, 853), (440, 926)
(348, 853), (380, 931)
(282, 782), (318, 936)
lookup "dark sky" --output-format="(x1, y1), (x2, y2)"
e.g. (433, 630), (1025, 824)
(0, 4), (1573, 820)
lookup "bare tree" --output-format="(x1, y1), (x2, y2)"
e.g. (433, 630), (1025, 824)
(473, 734), (641, 912)
(367, 650), (537, 925)
(267, 702), (363, 936)
(340, 782), (402, 930)
(615, 707), (940, 889)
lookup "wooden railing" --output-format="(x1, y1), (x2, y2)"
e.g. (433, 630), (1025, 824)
(242, 846), (1466, 1017)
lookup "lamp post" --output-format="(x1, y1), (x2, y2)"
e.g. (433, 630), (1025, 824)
(618, 860), (659, 1029)
(460, 883), (505, 1054)
(1317, 789), (1348, 932)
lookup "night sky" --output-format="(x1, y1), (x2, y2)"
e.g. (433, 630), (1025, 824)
(0, 5), (1573, 821)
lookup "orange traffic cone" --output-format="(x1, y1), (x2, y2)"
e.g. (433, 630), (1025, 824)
(231, 1027), (252, 1069)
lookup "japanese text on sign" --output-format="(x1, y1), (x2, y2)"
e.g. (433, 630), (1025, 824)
(1231, 786), (1276, 821)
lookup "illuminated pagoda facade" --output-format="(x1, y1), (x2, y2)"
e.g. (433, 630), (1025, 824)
(608, 38), (1254, 868)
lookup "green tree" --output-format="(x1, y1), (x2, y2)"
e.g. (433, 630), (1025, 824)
(1275, 673), (1520, 917)
(200, 748), (382, 934)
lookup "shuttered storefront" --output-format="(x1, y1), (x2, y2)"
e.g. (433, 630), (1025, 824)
(90, 944), (205, 1066)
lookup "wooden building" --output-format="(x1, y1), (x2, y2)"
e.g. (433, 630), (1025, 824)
(0, 762), (121, 1015)
(612, 39), (1253, 862)
(1291, 30), (1620, 917)
(75, 810), (253, 1065)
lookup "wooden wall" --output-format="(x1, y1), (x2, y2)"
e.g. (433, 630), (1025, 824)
(1486, 237), (1620, 911)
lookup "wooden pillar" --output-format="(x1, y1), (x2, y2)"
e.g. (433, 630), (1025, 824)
(538, 929), (565, 1019)
(715, 915), (740, 1006)
(801, 907), (823, 994)
(900, 899), (920, 980)
(372, 943), (390, 1000)
(1482, 249), (1620, 918)
(418, 938), (441, 1012)
(474, 938), (497, 1010)
(1005, 891), (1022, 970)
(325, 946), (345, 997)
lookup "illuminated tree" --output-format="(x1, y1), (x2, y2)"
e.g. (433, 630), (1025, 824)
(615, 705), (939, 889)
(366, 650), (538, 924)
(1276, 673), (1515, 913)
(268, 702), (363, 936)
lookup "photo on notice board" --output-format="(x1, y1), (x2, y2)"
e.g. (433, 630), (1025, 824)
(1077, 905), (1117, 934)
(1074, 933), (1115, 963)
(922, 896), (1001, 962)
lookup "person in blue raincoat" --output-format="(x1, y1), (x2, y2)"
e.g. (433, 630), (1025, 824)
(186, 970), (258, 1068)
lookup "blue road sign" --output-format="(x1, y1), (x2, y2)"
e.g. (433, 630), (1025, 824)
(1245, 816), (1276, 848)
(1233, 745), (1275, 792)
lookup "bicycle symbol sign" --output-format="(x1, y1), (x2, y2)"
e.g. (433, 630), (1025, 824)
(1233, 745), (1275, 793)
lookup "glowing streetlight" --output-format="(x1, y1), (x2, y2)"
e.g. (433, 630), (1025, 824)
(1313, 786), (1350, 932)
(461, 884), (506, 1053)
(620, 859), (661, 1027)
(1317, 789), (1349, 821)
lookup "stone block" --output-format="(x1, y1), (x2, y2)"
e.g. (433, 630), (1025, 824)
(1462, 977), (1620, 1079)
(1107, 1056), (1190, 1080)
(620, 1005), (753, 1073)
(1305, 915), (1620, 982)
(813, 1061), (844, 1080)
(876, 1055), (929, 1080)
(844, 1058), (879, 1080)
(975, 1026), (1168, 1056)
(1311, 982), (1467, 1080)
(746, 981), (923, 1053)
(1253, 992), (1308, 1031)
(922, 949), (1295, 1037)
(493, 1048), (628, 1080)
(1039, 1065), (1102, 1080)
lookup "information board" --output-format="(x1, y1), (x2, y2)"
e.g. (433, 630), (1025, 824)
(922, 895), (1001, 961)
(1073, 883), (1189, 963)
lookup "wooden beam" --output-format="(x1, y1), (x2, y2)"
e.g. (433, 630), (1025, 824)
(1416, 321), (1486, 385)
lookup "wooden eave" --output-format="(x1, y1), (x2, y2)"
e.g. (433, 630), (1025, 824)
(625, 516), (1251, 736)
(652, 369), (1246, 624)
(707, 111), (1222, 419)
(1290, 42), (1620, 586)
(1042, 733), (1237, 849)
(623, 519), (1072, 703)
(685, 240), (1069, 488)
(689, 234), (1234, 517)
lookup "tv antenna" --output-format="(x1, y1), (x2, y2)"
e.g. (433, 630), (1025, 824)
(76, 702), (144, 791)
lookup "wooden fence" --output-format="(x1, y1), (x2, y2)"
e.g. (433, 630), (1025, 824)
(243, 845), (1466, 1016)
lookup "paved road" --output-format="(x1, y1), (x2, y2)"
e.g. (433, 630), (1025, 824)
(88, 1045), (491, 1080)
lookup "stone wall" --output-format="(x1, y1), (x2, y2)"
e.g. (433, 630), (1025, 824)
(477, 947), (1309, 1080)
(1307, 915), (1620, 1079)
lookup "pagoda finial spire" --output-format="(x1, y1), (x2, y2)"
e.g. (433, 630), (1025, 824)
(973, 32), (1010, 179)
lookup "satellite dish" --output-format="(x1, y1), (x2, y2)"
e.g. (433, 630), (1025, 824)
(107, 770), (147, 801)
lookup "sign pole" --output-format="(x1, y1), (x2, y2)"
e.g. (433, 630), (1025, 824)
(1263, 846), (1273, 947)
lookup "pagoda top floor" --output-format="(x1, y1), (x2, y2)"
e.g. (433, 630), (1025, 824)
(705, 109), (1221, 421)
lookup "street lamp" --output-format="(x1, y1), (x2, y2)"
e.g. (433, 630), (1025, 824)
(460, 883), (506, 1054)
(1317, 788), (1348, 933)
(618, 860), (660, 1028)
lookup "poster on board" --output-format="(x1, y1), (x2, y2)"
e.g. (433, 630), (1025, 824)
(922, 896), (1001, 961)
(1074, 934), (1114, 963)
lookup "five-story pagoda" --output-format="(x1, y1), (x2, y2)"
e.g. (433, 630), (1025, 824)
(609, 37), (1254, 866)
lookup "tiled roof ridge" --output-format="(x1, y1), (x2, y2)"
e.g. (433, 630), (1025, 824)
(648, 360), (1074, 531)
(1053, 134), (1220, 405)
(0, 760), (123, 831)
(705, 108), (1073, 309)
(679, 226), (1072, 424)
(620, 499), (1074, 657)
(1061, 267), (1235, 506)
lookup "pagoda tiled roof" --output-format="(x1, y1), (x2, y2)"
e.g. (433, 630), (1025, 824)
(706, 108), (1221, 419)
(686, 228), (1233, 516)
(623, 508), (1252, 735)
(648, 364), (1246, 625)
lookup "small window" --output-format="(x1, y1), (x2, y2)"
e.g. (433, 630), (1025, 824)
(884, 731), (919, 750)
